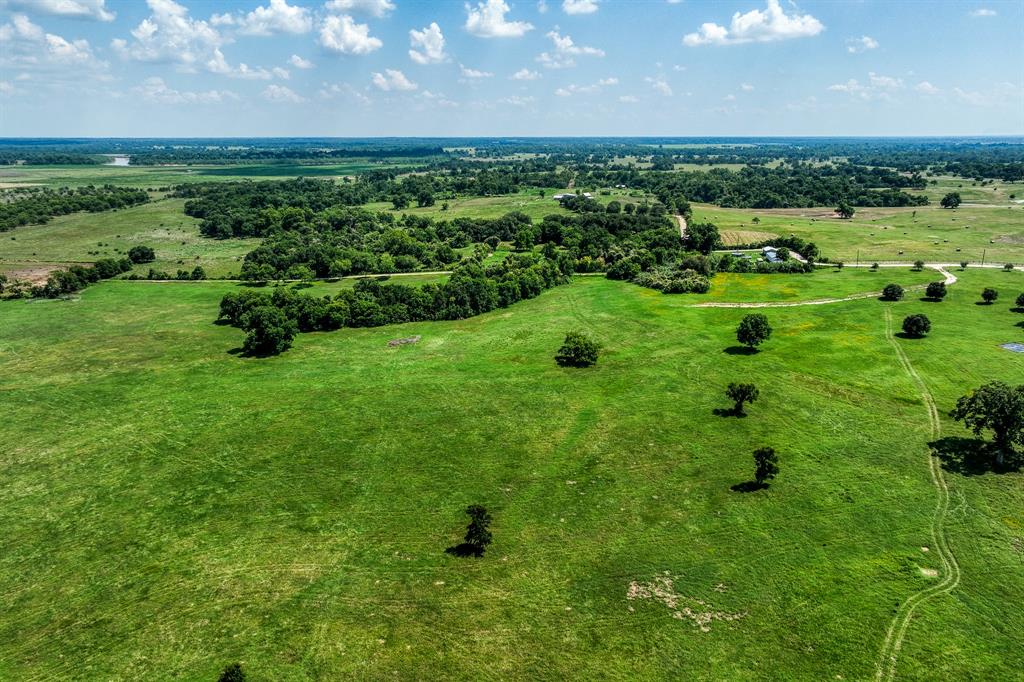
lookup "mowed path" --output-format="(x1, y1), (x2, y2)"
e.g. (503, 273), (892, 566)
(688, 265), (957, 309)
(875, 308), (961, 681)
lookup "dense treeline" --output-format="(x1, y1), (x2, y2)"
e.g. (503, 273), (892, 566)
(581, 164), (928, 209)
(23, 258), (134, 299)
(0, 152), (101, 165)
(0, 185), (149, 231)
(217, 253), (572, 354)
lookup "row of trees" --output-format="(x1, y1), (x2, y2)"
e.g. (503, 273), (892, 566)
(0, 185), (149, 231)
(27, 258), (134, 299)
(219, 254), (573, 355)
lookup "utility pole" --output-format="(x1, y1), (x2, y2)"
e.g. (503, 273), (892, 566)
(982, 249), (986, 266)
(856, 250), (860, 266)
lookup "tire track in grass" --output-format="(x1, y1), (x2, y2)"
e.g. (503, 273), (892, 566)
(875, 307), (961, 681)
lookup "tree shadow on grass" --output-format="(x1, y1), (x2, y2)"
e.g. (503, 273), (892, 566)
(730, 480), (768, 493)
(894, 332), (926, 340)
(723, 346), (759, 356)
(975, 301), (995, 306)
(918, 297), (944, 303)
(929, 436), (1021, 476)
(713, 407), (747, 418)
(1011, 307), (1024, 314)
(445, 542), (484, 558)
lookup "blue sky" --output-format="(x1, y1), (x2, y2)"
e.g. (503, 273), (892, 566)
(1, 0), (1021, 136)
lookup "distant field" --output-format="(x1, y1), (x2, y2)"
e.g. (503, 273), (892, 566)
(0, 198), (252, 278)
(0, 161), (408, 189)
(693, 202), (1024, 264)
(1, 271), (1021, 679)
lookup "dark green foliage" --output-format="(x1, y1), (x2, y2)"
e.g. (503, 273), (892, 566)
(128, 245), (156, 263)
(1015, 292), (1024, 308)
(605, 258), (641, 281)
(951, 382), (1024, 466)
(683, 222), (721, 255)
(241, 305), (297, 356)
(190, 266), (207, 280)
(753, 447), (779, 486)
(940, 192), (962, 209)
(464, 505), (493, 556)
(901, 314), (931, 337)
(882, 283), (905, 301)
(0, 185), (148, 232)
(925, 281), (947, 300)
(912, 260), (925, 271)
(835, 201), (855, 219)
(981, 288), (998, 304)
(555, 331), (600, 367)
(725, 382), (759, 416)
(736, 314), (772, 350)
(30, 258), (133, 298)
(218, 255), (570, 355)
(218, 663), (246, 682)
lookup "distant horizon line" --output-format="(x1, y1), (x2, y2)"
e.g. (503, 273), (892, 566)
(2, 135), (1023, 142)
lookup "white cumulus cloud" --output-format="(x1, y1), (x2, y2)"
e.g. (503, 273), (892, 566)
(4, 0), (114, 21)
(645, 76), (672, 96)
(915, 81), (940, 95)
(511, 68), (540, 80)
(325, 0), (395, 17)
(683, 0), (823, 46)
(562, 0), (598, 14)
(262, 84), (306, 102)
(111, 0), (221, 67)
(319, 14), (382, 54)
(371, 68), (417, 91)
(135, 76), (236, 104)
(289, 54), (314, 69)
(969, 8), (996, 17)
(409, 22), (447, 64)
(465, 0), (533, 38)
(846, 35), (878, 53)
(536, 30), (604, 68)
(460, 64), (493, 78)
(228, 0), (312, 36)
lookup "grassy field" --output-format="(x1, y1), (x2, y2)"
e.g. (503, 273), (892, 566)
(0, 198), (253, 279)
(694, 202), (1024, 264)
(1, 270), (1022, 680)
(0, 162), (408, 189)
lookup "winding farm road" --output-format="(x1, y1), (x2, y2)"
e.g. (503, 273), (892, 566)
(687, 265), (957, 309)
(676, 214), (687, 239)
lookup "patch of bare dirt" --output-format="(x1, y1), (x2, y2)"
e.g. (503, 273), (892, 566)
(387, 335), (421, 347)
(626, 574), (746, 632)
(1, 263), (70, 286)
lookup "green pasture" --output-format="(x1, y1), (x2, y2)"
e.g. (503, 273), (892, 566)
(0, 198), (252, 279)
(694, 202), (1024, 264)
(1, 270), (1021, 680)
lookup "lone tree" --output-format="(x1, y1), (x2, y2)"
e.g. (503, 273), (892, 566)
(882, 283), (905, 301)
(725, 382), (759, 416)
(684, 222), (722, 255)
(218, 663), (246, 682)
(925, 281), (947, 301)
(241, 305), (297, 356)
(1015, 292), (1024, 309)
(901, 313), (931, 337)
(753, 447), (779, 486)
(835, 201), (855, 219)
(736, 313), (772, 350)
(555, 331), (600, 367)
(127, 245), (155, 264)
(951, 381), (1024, 467)
(912, 260), (926, 271)
(981, 288), (999, 304)
(462, 505), (493, 557)
(940, 192), (962, 209)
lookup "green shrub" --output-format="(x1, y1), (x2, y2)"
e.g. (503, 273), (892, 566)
(555, 331), (600, 367)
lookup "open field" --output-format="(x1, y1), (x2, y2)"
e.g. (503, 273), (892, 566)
(0, 162), (408, 189)
(1, 271), (1021, 680)
(0, 198), (253, 279)
(693, 202), (1024, 264)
